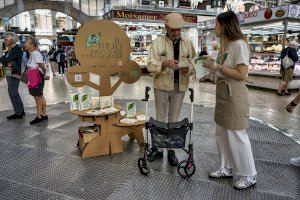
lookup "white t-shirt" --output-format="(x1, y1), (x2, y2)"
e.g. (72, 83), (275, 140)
(27, 51), (43, 69)
(222, 39), (250, 70)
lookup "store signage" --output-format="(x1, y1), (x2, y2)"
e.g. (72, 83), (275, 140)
(112, 10), (197, 23)
(3, 16), (9, 26)
(238, 5), (288, 25)
(275, 9), (285, 17)
(288, 5), (300, 18)
(264, 9), (272, 20)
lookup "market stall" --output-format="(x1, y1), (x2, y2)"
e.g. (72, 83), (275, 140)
(104, 8), (200, 73)
(198, 4), (300, 90)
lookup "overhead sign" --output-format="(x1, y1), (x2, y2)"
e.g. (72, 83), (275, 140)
(112, 10), (197, 24)
(238, 5), (288, 24)
(288, 5), (300, 18)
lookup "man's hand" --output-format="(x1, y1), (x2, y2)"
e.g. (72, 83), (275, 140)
(162, 60), (179, 70)
(180, 67), (189, 74)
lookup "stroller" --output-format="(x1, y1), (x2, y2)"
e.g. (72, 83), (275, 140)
(138, 87), (196, 179)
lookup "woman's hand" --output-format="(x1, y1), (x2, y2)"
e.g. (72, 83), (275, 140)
(203, 61), (222, 73)
(211, 64), (222, 73)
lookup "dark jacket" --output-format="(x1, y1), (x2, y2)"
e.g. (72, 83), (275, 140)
(53, 49), (65, 63)
(280, 47), (299, 70)
(0, 44), (23, 75)
(199, 51), (208, 57)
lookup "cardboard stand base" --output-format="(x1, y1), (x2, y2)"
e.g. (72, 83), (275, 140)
(70, 105), (144, 158)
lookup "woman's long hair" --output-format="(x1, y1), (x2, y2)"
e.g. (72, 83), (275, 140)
(217, 11), (245, 41)
(216, 11), (249, 63)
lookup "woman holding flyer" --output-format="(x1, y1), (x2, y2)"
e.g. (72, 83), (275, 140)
(203, 11), (257, 190)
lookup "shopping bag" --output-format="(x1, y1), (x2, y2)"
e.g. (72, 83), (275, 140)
(26, 68), (41, 89)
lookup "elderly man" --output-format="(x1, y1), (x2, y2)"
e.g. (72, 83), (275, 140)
(147, 13), (196, 166)
(0, 32), (25, 119)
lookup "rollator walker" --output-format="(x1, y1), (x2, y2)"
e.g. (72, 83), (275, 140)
(138, 86), (196, 179)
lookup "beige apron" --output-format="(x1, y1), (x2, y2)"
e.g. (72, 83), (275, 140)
(214, 76), (250, 130)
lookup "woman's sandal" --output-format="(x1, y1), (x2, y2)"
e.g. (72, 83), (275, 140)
(286, 101), (297, 113)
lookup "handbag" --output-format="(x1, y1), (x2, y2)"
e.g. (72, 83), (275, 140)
(20, 72), (28, 84)
(282, 49), (294, 69)
(26, 68), (41, 89)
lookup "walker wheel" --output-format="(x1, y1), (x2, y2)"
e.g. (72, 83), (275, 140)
(138, 158), (150, 176)
(177, 160), (196, 179)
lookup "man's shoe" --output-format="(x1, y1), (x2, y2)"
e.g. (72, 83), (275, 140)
(30, 117), (43, 125)
(290, 157), (300, 167)
(147, 148), (163, 162)
(276, 91), (284, 96)
(7, 113), (24, 120)
(41, 115), (48, 120)
(167, 150), (178, 166)
(208, 168), (233, 178)
(234, 175), (256, 190)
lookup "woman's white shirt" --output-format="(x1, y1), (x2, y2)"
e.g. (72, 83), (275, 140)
(27, 51), (43, 69)
(222, 39), (249, 70)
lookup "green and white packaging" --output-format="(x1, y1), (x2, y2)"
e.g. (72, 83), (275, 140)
(70, 93), (79, 111)
(79, 93), (91, 111)
(99, 96), (114, 109)
(126, 102), (136, 118)
(91, 97), (101, 110)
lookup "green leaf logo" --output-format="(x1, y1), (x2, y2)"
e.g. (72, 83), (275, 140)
(128, 103), (134, 110)
(130, 71), (139, 77)
(86, 33), (101, 48)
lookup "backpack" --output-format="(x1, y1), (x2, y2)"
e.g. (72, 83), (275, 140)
(282, 48), (294, 69)
(56, 52), (66, 63)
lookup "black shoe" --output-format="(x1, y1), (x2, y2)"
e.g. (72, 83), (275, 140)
(168, 150), (178, 166)
(30, 117), (43, 125)
(276, 91), (284, 96)
(7, 113), (24, 120)
(41, 115), (48, 120)
(147, 148), (163, 162)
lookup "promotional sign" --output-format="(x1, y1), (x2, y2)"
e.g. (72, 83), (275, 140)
(288, 5), (300, 18)
(238, 5), (288, 25)
(67, 20), (141, 96)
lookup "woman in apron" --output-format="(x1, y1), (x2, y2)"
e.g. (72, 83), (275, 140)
(203, 11), (257, 190)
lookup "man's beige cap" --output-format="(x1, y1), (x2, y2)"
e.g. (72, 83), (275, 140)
(165, 13), (185, 29)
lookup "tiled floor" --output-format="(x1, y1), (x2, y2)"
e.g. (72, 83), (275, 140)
(0, 75), (299, 199)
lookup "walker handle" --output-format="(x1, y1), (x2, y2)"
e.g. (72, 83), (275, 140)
(142, 86), (151, 101)
(188, 88), (194, 103)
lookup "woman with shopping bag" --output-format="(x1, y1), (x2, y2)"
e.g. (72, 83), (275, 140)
(25, 36), (48, 125)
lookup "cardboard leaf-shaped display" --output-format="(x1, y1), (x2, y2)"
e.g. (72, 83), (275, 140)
(67, 20), (141, 96)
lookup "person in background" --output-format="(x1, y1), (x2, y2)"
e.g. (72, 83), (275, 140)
(25, 36), (48, 125)
(48, 46), (57, 76)
(286, 92), (300, 166)
(54, 45), (66, 76)
(42, 50), (50, 68)
(203, 11), (257, 190)
(0, 32), (25, 119)
(277, 39), (298, 96)
(147, 13), (196, 166)
(21, 47), (29, 74)
(199, 44), (208, 57)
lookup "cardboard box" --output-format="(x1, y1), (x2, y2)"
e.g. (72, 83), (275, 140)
(78, 126), (100, 143)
